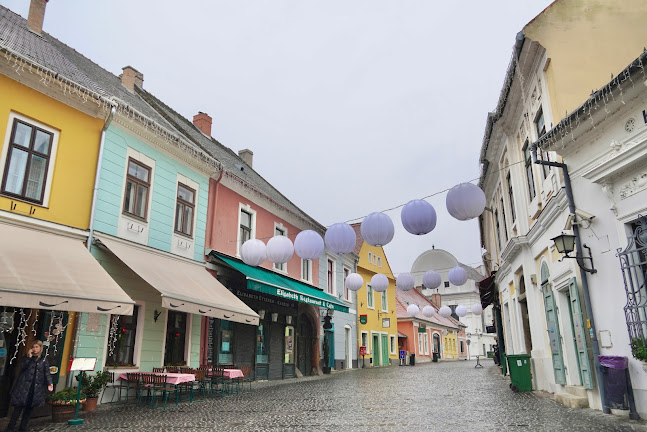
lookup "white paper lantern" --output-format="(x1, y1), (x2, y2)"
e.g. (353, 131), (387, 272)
(345, 273), (363, 292)
(240, 239), (266, 266)
(422, 305), (436, 317)
(471, 304), (483, 316)
(371, 273), (389, 292)
(324, 223), (356, 254)
(407, 304), (420, 315)
(422, 270), (442, 290)
(401, 199), (437, 235)
(446, 182), (486, 221)
(396, 273), (415, 291)
(360, 212), (394, 247)
(448, 266), (468, 286)
(439, 305), (452, 318)
(294, 230), (324, 260)
(266, 235), (294, 264)
(455, 305), (468, 317)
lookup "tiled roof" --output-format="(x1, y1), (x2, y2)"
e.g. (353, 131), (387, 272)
(395, 288), (458, 329)
(137, 87), (324, 231)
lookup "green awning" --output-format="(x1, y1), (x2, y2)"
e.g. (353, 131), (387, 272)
(216, 255), (349, 313)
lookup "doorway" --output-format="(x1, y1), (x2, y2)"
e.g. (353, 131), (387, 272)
(372, 334), (380, 366)
(518, 276), (533, 354)
(433, 334), (441, 359)
(297, 315), (313, 376)
(381, 334), (389, 367)
(344, 326), (351, 369)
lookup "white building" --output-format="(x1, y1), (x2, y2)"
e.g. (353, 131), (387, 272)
(410, 248), (496, 358)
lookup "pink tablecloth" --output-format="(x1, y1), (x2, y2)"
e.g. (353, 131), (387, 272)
(223, 369), (244, 379)
(118, 372), (195, 385)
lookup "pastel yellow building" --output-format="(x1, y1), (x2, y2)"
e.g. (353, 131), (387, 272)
(444, 333), (458, 359)
(351, 224), (398, 367)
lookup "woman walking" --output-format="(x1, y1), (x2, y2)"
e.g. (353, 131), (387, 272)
(7, 340), (53, 432)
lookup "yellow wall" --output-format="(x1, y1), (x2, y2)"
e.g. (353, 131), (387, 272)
(356, 243), (398, 365)
(0, 75), (103, 229)
(444, 333), (458, 359)
(524, 0), (647, 123)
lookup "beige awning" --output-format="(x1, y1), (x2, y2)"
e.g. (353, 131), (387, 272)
(0, 223), (135, 314)
(96, 235), (259, 326)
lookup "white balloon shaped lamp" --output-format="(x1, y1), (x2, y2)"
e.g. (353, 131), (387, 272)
(396, 273), (415, 291)
(446, 182), (486, 221)
(439, 305), (452, 318)
(448, 266), (468, 286)
(360, 212), (395, 247)
(422, 305), (436, 317)
(371, 273), (389, 292)
(294, 230), (324, 260)
(407, 304), (420, 315)
(455, 305), (468, 317)
(401, 199), (437, 235)
(266, 235), (294, 264)
(345, 273), (364, 292)
(240, 239), (266, 267)
(471, 304), (483, 316)
(422, 270), (442, 290)
(324, 223), (356, 254)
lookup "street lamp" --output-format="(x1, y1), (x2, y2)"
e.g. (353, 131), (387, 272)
(551, 233), (597, 274)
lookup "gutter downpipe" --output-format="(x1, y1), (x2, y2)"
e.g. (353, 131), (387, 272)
(67, 106), (116, 386)
(531, 146), (608, 413)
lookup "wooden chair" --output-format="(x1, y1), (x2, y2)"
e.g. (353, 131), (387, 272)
(152, 367), (165, 373)
(150, 374), (179, 409)
(166, 366), (179, 373)
(210, 367), (226, 396)
(136, 373), (154, 406)
(100, 372), (128, 404)
(237, 366), (253, 394)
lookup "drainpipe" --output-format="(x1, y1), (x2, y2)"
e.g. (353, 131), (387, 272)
(531, 146), (608, 413)
(67, 106), (115, 387)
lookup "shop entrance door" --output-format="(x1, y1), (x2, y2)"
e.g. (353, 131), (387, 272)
(541, 263), (566, 385)
(381, 334), (389, 366)
(372, 334), (380, 366)
(297, 316), (312, 376)
(345, 327), (351, 369)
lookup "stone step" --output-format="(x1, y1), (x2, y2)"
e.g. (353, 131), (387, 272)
(564, 385), (588, 398)
(555, 392), (589, 409)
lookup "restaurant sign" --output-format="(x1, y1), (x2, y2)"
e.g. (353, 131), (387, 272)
(359, 315), (367, 325)
(247, 281), (349, 313)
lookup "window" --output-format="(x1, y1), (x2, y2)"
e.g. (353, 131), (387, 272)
(174, 183), (195, 236)
(123, 159), (151, 220)
(460, 340), (465, 354)
(424, 334), (429, 355)
(361, 332), (368, 351)
(164, 311), (187, 365)
(343, 267), (350, 301)
(506, 172), (516, 222)
(301, 259), (311, 282)
(367, 285), (374, 308)
(274, 226), (286, 271)
(500, 198), (508, 242)
(368, 252), (372, 264)
(256, 322), (269, 364)
(327, 259), (334, 295)
(418, 332), (424, 354)
(284, 326), (295, 364)
(381, 290), (387, 312)
(523, 140), (536, 200)
(1, 118), (54, 204)
(390, 335), (396, 355)
(494, 209), (502, 251)
(106, 305), (139, 366)
(539, 149), (551, 179)
(444, 281), (450, 288)
(218, 320), (234, 364)
(377, 257), (382, 268)
(239, 209), (252, 253)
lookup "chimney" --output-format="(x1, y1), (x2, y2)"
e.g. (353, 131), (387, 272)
(193, 112), (212, 137)
(430, 293), (442, 308)
(120, 66), (144, 92)
(238, 149), (253, 168)
(27, 0), (48, 35)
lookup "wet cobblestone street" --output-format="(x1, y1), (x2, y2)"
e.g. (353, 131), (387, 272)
(16, 361), (647, 431)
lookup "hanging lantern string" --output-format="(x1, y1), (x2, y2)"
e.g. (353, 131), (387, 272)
(226, 158), (526, 244)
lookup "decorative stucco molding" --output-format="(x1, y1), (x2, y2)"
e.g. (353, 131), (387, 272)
(619, 171), (647, 200)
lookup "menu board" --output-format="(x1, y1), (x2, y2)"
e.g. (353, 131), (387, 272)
(69, 358), (96, 372)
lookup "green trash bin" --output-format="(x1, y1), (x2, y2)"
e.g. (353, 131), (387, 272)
(506, 354), (532, 392)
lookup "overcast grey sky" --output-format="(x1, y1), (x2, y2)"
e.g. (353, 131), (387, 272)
(2, 0), (553, 275)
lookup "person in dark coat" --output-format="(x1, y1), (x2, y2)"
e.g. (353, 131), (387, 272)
(7, 340), (53, 432)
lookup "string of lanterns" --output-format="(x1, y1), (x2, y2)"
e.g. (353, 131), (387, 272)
(239, 182), (488, 317)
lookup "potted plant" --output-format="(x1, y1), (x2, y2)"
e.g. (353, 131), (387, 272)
(322, 337), (331, 374)
(75, 371), (111, 412)
(630, 337), (647, 371)
(47, 387), (86, 423)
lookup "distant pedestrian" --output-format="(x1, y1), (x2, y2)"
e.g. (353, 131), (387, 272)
(7, 340), (53, 432)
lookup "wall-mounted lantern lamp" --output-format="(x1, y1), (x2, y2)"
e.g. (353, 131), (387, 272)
(153, 309), (162, 322)
(286, 315), (293, 325)
(551, 233), (597, 274)
(271, 312), (279, 322)
(258, 309), (266, 320)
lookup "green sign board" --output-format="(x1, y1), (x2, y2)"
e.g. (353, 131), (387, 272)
(248, 281), (349, 313)
(360, 315), (367, 324)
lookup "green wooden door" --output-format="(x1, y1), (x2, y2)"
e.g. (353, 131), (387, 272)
(372, 334), (380, 366)
(568, 278), (593, 389)
(543, 281), (566, 384)
(381, 334), (389, 367)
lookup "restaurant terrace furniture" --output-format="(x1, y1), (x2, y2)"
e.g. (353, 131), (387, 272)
(223, 369), (245, 395)
(124, 373), (142, 403)
(235, 366), (253, 394)
(136, 373), (155, 406)
(149, 374), (180, 409)
(100, 372), (129, 404)
(152, 367), (165, 373)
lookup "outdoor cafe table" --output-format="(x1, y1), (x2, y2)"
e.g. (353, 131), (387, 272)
(222, 369), (244, 379)
(118, 372), (196, 385)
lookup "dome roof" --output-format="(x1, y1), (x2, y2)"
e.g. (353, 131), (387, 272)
(411, 248), (458, 274)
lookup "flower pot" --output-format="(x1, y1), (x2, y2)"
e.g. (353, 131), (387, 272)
(50, 403), (78, 423)
(82, 397), (98, 412)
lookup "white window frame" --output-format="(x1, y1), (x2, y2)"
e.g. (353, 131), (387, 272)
(360, 331), (369, 354)
(367, 284), (375, 310)
(326, 257), (336, 296)
(424, 333), (430, 355)
(368, 251), (372, 264)
(102, 300), (145, 369)
(418, 331), (424, 354)
(160, 309), (192, 366)
(273, 222), (288, 272)
(377, 256), (382, 268)
(0, 112), (60, 208)
(389, 335), (396, 355)
(381, 290), (388, 312)
(173, 174), (199, 240)
(301, 258), (312, 283)
(236, 203), (256, 257)
(343, 266), (352, 301)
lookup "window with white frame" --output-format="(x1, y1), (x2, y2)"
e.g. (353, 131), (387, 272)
(418, 332), (424, 354)
(368, 252), (372, 264)
(343, 267), (350, 301)
(238, 209), (252, 254)
(500, 197), (508, 242)
(106, 305), (140, 367)
(506, 171), (516, 222)
(377, 256), (382, 268)
(390, 335), (396, 355)
(174, 183), (195, 237)
(123, 158), (151, 220)
(381, 290), (387, 312)
(274, 225), (286, 271)
(301, 259), (311, 282)
(424, 333), (429, 355)
(1, 117), (57, 205)
(361, 331), (368, 352)
(327, 258), (335, 295)
(367, 284), (374, 309)
(523, 140), (536, 200)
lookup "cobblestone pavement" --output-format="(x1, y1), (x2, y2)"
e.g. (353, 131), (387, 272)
(10, 360), (647, 431)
